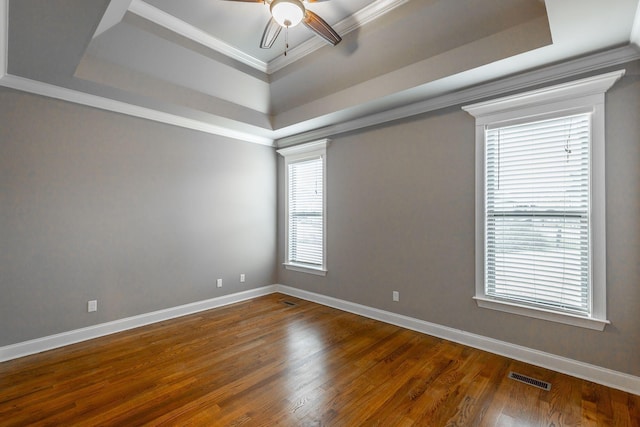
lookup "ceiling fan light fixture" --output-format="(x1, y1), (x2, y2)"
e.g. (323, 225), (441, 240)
(270, 0), (305, 27)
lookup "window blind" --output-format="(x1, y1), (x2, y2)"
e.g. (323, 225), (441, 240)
(485, 113), (591, 315)
(288, 156), (324, 266)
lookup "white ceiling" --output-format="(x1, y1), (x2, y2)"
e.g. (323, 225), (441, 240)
(2, 0), (640, 146)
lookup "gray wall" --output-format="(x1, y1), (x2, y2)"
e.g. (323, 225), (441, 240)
(2, 61), (638, 378)
(0, 88), (277, 346)
(277, 63), (640, 376)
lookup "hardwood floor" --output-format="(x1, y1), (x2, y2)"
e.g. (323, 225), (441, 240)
(1, 293), (638, 426)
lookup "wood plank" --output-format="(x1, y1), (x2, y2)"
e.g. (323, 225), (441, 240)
(0, 293), (638, 426)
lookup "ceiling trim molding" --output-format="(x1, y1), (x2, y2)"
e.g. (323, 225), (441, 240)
(337, 0), (410, 34)
(276, 44), (640, 147)
(267, 0), (409, 73)
(127, 0), (269, 73)
(127, 0), (407, 75)
(3, 0), (638, 152)
(0, 74), (274, 146)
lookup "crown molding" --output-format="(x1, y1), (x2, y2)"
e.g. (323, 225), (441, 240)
(127, 0), (269, 73)
(127, 0), (407, 75)
(276, 44), (640, 147)
(0, 74), (275, 146)
(3, 0), (638, 151)
(0, 0), (274, 146)
(338, 0), (410, 34)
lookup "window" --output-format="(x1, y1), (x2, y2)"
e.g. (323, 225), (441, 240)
(277, 139), (329, 275)
(463, 70), (624, 330)
(485, 114), (591, 314)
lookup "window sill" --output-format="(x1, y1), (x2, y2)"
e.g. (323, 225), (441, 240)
(473, 296), (609, 331)
(283, 263), (327, 276)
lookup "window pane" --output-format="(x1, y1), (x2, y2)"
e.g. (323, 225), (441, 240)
(485, 114), (591, 315)
(288, 157), (323, 266)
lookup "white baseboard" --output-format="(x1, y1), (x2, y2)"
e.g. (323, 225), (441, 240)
(2, 283), (638, 396)
(275, 284), (640, 396)
(0, 285), (276, 363)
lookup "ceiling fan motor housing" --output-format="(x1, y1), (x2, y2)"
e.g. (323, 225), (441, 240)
(270, 0), (305, 27)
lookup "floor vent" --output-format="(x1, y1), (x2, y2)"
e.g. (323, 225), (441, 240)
(282, 300), (297, 307)
(508, 372), (552, 391)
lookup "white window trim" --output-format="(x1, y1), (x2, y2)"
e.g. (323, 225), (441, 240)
(462, 70), (625, 331)
(277, 139), (330, 276)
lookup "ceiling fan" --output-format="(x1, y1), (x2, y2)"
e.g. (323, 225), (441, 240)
(228, 0), (342, 51)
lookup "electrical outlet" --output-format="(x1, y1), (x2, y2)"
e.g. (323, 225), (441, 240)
(392, 291), (399, 302)
(88, 300), (98, 312)
(217, 278), (222, 288)
(240, 274), (245, 283)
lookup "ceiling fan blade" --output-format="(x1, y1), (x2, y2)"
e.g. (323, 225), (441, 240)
(260, 17), (282, 49)
(303, 10), (341, 46)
